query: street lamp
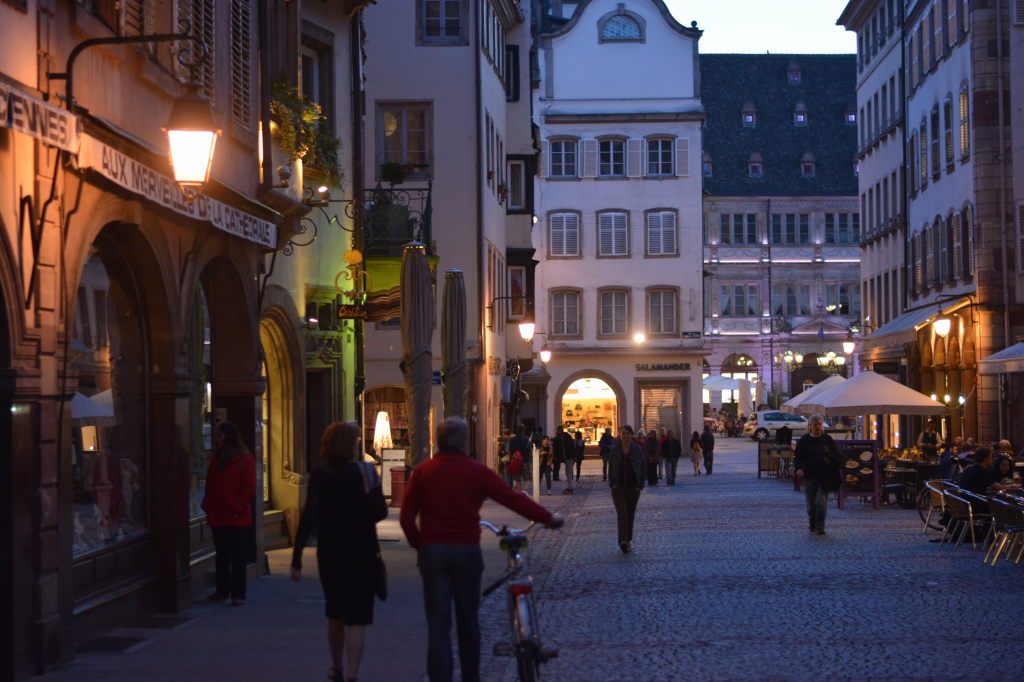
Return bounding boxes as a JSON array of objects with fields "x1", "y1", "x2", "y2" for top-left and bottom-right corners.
[
  {"x1": 633, "y1": 331, "x2": 646, "y2": 344},
  {"x1": 539, "y1": 345, "x2": 552, "y2": 364},
  {"x1": 932, "y1": 315, "x2": 952, "y2": 338},
  {"x1": 842, "y1": 334, "x2": 856, "y2": 355},
  {"x1": 163, "y1": 85, "x2": 221, "y2": 191},
  {"x1": 777, "y1": 349, "x2": 803, "y2": 373},
  {"x1": 817, "y1": 350, "x2": 845, "y2": 375},
  {"x1": 517, "y1": 318, "x2": 536, "y2": 342}
]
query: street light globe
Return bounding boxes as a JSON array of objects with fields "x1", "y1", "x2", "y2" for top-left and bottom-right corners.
[
  {"x1": 517, "y1": 321, "x2": 536, "y2": 342},
  {"x1": 539, "y1": 346, "x2": 552, "y2": 364},
  {"x1": 795, "y1": 354, "x2": 803, "y2": 363},
  {"x1": 633, "y1": 332, "x2": 646, "y2": 344},
  {"x1": 958, "y1": 394, "x2": 966, "y2": 405},
  {"x1": 835, "y1": 356, "x2": 846, "y2": 367},
  {"x1": 842, "y1": 339, "x2": 856, "y2": 354},
  {"x1": 930, "y1": 393, "x2": 938, "y2": 402},
  {"x1": 944, "y1": 393, "x2": 951, "y2": 404},
  {"x1": 163, "y1": 85, "x2": 221, "y2": 189},
  {"x1": 932, "y1": 316, "x2": 952, "y2": 337}
]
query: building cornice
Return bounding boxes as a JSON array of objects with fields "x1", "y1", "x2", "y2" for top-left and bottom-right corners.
[
  {"x1": 543, "y1": 0, "x2": 702, "y2": 40},
  {"x1": 544, "y1": 112, "x2": 705, "y2": 125}
]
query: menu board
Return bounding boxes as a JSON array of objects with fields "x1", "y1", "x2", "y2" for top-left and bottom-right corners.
[{"x1": 836, "y1": 440, "x2": 880, "y2": 509}]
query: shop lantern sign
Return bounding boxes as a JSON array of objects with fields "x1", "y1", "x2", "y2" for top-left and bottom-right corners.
[{"x1": 0, "y1": 81, "x2": 80, "y2": 153}]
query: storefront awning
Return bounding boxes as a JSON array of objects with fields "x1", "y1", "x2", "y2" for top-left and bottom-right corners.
[
  {"x1": 864, "y1": 297, "x2": 969, "y2": 346},
  {"x1": 979, "y1": 342, "x2": 1024, "y2": 375}
]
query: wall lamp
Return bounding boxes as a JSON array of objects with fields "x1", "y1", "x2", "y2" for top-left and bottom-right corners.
[
  {"x1": 487, "y1": 295, "x2": 534, "y2": 342},
  {"x1": 49, "y1": 29, "x2": 219, "y2": 198}
]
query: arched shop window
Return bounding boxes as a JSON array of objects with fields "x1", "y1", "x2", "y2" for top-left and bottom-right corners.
[
  {"x1": 188, "y1": 286, "x2": 213, "y2": 519},
  {"x1": 70, "y1": 248, "x2": 148, "y2": 556}
]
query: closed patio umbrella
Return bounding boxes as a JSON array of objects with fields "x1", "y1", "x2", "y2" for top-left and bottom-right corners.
[
  {"x1": 441, "y1": 269, "x2": 467, "y2": 420},
  {"x1": 737, "y1": 379, "x2": 753, "y2": 417},
  {"x1": 401, "y1": 243, "x2": 435, "y2": 468}
]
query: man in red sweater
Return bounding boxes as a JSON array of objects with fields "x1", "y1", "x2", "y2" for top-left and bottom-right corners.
[{"x1": 401, "y1": 416, "x2": 562, "y2": 682}]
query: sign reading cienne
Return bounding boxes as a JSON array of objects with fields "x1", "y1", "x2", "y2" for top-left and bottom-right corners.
[
  {"x1": 80, "y1": 136, "x2": 277, "y2": 248},
  {"x1": 0, "y1": 82, "x2": 79, "y2": 152},
  {"x1": 636, "y1": 363, "x2": 691, "y2": 371}
]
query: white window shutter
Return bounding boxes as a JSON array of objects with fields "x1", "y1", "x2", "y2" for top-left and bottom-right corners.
[
  {"x1": 626, "y1": 139, "x2": 643, "y2": 178},
  {"x1": 662, "y1": 212, "x2": 677, "y2": 254},
  {"x1": 614, "y1": 213, "x2": 628, "y2": 255},
  {"x1": 675, "y1": 137, "x2": 690, "y2": 177},
  {"x1": 647, "y1": 213, "x2": 661, "y2": 254},
  {"x1": 564, "y1": 214, "x2": 580, "y2": 256},
  {"x1": 1013, "y1": 0, "x2": 1024, "y2": 25},
  {"x1": 550, "y1": 215, "x2": 565, "y2": 255},
  {"x1": 599, "y1": 214, "x2": 613, "y2": 255},
  {"x1": 582, "y1": 139, "x2": 599, "y2": 178},
  {"x1": 538, "y1": 140, "x2": 550, "y2": 178}
]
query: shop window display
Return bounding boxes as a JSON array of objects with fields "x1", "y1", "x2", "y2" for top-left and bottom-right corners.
[
  {"x1": 70, "y1": 251, "x2": 147, "y2": 556},
  {"x1": 560, "y1": 377, "x2": 617, "y2": 443},
  {"x1": 188, "y1": 288, "x2": 215, "y2": 519}
]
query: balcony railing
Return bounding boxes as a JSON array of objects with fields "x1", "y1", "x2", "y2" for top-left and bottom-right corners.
[{"x1": 360, "y1": 183, "x2": 433, "y2": 255}]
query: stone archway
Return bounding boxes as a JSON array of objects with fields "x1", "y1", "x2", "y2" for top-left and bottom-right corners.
[{"x1": 552, "y1": 370, "x2": 627, "y2": 442}]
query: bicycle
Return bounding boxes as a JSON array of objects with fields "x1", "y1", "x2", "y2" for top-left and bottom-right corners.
[{"x1": 480, "y1": 519, "x2": 558, "y2": 682}]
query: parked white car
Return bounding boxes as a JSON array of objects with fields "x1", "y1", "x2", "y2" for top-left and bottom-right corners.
[{"x1": 743, "y1": 411, "x2": 809, "y2": 442}]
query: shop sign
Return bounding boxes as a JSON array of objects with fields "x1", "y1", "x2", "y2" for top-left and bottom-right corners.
[
  {"x1": 0, "y1": 81, "x2": 80, "y2": 153},
  {"x1": 79, "y1": 135, "x2": 277, "y2": 248},
  {"x1": 635, "y1": 363, "x2": 690, "y2": 371},
  {"x1": 337, "y1": 304, "x2": 367, "y2": 319}
]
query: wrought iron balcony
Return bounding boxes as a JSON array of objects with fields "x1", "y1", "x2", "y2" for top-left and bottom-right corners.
[{"x1": 360, "y1": 182, "x2": 433, "y2": 255}]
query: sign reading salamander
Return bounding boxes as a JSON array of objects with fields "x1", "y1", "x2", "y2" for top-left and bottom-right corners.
[{"x1": 635, "y1": 363, "x2": 690, "y2": 371}]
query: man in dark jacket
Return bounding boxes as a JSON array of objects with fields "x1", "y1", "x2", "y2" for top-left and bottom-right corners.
[
  {"x1": 793, "y1": 414, "x2": 840, "y2": 535},
  {"x1": 552, "y1": 425, "x2": 567, "y2": 482},
  {"x1": 608, "y1": 425, "x2": 646, "y2": 554},
  {"x1": 661, "y1": 430, "x2": 683, "y2": 485},
  {"x1": 599, "y1": 428, "x2": 615, "y2": 481},
  {"x1": 700, "y1": 425, "x2": 716, "y2": 474}
]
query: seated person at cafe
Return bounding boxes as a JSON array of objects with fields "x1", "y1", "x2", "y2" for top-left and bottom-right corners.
[
  {"x1": 992, "y1": 455, "x2": 1015, "y2": 487},
  {"x1": 939, "y1": 439, "x2": 960, "y2": 481},
  {"x1": 958, "y1": 447, "x2": 1003, "y2": 496}
]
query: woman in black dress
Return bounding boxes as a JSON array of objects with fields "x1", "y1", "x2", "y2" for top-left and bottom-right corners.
[{"x1": 291, "y1": 422, "x2": 388, "y2": 682}]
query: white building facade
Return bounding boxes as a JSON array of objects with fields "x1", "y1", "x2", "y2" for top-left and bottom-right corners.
[{"x1": 531, "y1": 0, "x2": 706, "y2": 441}]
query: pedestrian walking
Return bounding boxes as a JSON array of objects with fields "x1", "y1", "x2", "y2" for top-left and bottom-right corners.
[
  {"x1": 507, "y1": 425, "x2": 533, "y2": 494},
  {"x1": 552, "y1": 425, "x2": 567, "y2": 482},
  {"x1": 399, "y1": 417, "x2": 563, "y2": 682},
  {"x1": 291, "y1": 422, "x2": 389, "y2": 682},
  {"x1": 701, "y1": 425, "x2": 716, "y2": 475},
  {"x1": 201, "y1": 422, "x2": 257, "y2": 606},
  {"x1": 689, "y1": 430, "x2": 702, "y2": 475},
  {"x1": 656, "y1": 428, "x2": 667, "y2": 480},
  {"x1": 608, "y1": 425, "x2": 646, "y2": 554},
  {"x1": 573, "y1": 430, "x2": 585, "y2": 481},
  {"x1": 644, "y1": 429, "x2": 660, "y2": 485},
  {"x1": 538, "y1": 436, "x2": 553, "y2": 494},
  {"x1": 662, "y1": 430, "x2": 682, "y2": 485},
  {"x1": 599, "y1": 428, "x2": 614, "y2": 481},
  {"x1": 555, "y1": 426, "x2": 576, "y2": 494},
  {"x1": 793, "y1": 414, "x2": 841, "y2": 535}
]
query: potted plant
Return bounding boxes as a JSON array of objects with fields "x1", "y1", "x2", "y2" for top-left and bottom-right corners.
[{"x1": 269, "y1": 81, "x2": 343, "y2": 188}]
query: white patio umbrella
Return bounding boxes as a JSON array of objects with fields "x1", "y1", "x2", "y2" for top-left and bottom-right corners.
[
  {"x1": 71, "y1": 392, "x2": 114, "y2": 419},
  {"x1": 737, "y1": 379, "x2": 753, "y2": 417},
  {"x1": 780, "y1": 374, "x2": 847, "y2": 415},
  {"x1": 802, "y1": 370, "x2": 946, "y2": 416},
  {"x1": 754, "y1": 380, "x2": 767, "y2": 408},
  {"x1": 702, "y1": 375, "x2": 741, "y2": 391}
]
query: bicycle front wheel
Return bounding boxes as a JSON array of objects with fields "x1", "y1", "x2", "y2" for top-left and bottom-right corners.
[
  {"x1": 515, "y1": 642, "x2": 538, "y2": 682},
  {"x1": 917, "y1": 487, "x2": 943, "y2": 531}
]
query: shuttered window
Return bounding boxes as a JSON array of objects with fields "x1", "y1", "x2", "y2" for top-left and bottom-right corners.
[
  {"x1": 598, "y1": 212, "x2": 628, "y2": 257},
  {"x1": 648, "y1": 290, "x2": 677, "y2": 335},
  {"x1": 549, "y1": 213, "x2": 580, "y2": 257},
  {"x1": 230, "y1": 0, "x2": 255, "y2": 130},
  {"x1": 958, "y1": 89, "x2": 970, "y2": 158},
  {"x1": 600, "y1": 291, "x2": 628, "y2": 336},
  {"x1": 647, "y1": 138, "x2": 673, "y2": 176},
  {"x1": 919, "y1": 120, "x2": 929, "y2": 187},
  {"x1": 640, "y1": 387, "x2": 681, "y2": 436},
  {"x1": 930, "y1": 106, "x2": 940, "y2": 177},
  {"x1": 943, "y1": 98, "x2": 954, "y2": 169},
  {"x1": 646, "y1": 211, "x2": 677, "y2": 255},
  {"x1": 950, "y1": 213, "x2": 963, "y2": 280},
  {"x1": 178, "y1": 0, "x2": 217, "y2": 103},
  {"x1": 551, "y1": 292, "x2": 579, "y2": 337},
  {"x1": 675, "y1": 137, "x2": 690, "y2": 177},
  {"x1": 963, "y1": 206, "x2": 974, "y2": 277}
]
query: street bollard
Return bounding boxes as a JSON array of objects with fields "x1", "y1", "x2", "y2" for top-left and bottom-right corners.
[{"x1": 532, "y1": 444, "x2": 540, "y2": 503}]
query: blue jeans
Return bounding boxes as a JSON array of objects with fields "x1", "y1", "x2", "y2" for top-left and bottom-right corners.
[
  {"x1": 804, "y1": 477, "x2": 828, "y2": 530},
  {"x1": 418, "y1": 544, "x2": 484, "y2": 682},
  {"x1": 664, "y1": 457, "x2": 679, "y2": 484}
]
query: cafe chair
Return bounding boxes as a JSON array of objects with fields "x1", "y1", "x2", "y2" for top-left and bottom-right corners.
[
  {"x1": 921, "y1": 480, "x2": 954, "y2": 532},
  {"x1": 953, "y1": 490, "x2": 994, "y2": 549},
  {"x1": 941, "y1": 491, "x2": 981, "y2": 548},
  {"x1": 984, "y1": 496, "x2": 1024, "y2": 566}
]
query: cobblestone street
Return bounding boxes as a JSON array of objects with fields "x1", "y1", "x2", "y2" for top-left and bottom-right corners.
[
  {"x1": 481, "y1": 438, "x2": 1024, "y2": 682},
  {"x1": 41, "y1": 437, "x2": 1024, "y2": 681}
]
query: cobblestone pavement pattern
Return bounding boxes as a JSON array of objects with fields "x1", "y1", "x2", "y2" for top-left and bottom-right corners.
[
  {"x1": 480, "y1": 438, "x2": 1024, "y2": 682},
  {"x1": 40, "y1": 438, "x2": 1024, "y2": 681}
]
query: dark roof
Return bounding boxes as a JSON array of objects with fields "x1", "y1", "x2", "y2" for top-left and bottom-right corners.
[{"x1": 700, "y1": 54, "x2": 858, "y2": 197}]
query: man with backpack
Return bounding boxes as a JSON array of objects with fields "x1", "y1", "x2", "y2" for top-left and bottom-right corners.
[{"x1": 507, "y1": 425, "x2": 533, "y2": 494}]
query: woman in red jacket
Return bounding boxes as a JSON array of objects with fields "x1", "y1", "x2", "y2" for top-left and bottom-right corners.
[{"x1": 201, "y1": 422, "x2": 256, "y2": 605}]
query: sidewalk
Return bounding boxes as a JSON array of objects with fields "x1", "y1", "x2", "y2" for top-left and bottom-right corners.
[{"x1": 40, "y1": 481, "x2": 577, "y2": 682}]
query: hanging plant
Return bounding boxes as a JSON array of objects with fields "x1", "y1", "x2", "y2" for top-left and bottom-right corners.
[{"x1": 269, "y1": 80, "x2": 343, "y2": 189}]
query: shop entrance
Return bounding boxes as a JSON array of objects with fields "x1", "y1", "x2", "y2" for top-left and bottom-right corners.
[
  {"x1": 639, "y1": 382, "x2": 689, "y2": 439},
  {"x1": 560, "y1": 377, "x2": 617, "y2": 445}
]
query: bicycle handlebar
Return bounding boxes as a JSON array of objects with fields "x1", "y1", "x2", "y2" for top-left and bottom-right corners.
[{"x1": 480, "y1": 520, "x2": 537, "y2": 536}]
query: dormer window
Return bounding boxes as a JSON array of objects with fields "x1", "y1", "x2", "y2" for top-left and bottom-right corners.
[
  {"x1": 800, "y1": 153, "x2": 816, "y2": 177},
  {"x1": 846, "y1": 112, "x2": 857, "y2": 125},
  {"x1": 598, "y1": 7, "x2": 645, "y2": 43},
  {"x1": 793, "y1": 102, "x2": 808, "y2": 126},
  {"x1": 741, "y1": 102, "x2": 757, "y2": 128},
  {"x1": 748, "y1": 152, "x2": 764, "y2": 178},
  {"x1": 702, "y1": 152, "x2": 713, "y2": 177},
  {"x1": 787, "y1": 60, "x2": 801, "y2": 84}
]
